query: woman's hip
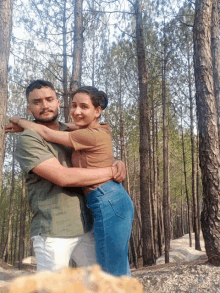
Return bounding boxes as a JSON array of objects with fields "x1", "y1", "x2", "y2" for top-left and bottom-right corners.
[{"x1": 86, "y1": 181, "x2": 134, "y2": 222}]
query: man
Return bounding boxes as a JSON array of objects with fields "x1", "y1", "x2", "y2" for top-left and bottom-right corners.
[{"x1": 5, "y1": 80, "x2": 126, "y2": 272}]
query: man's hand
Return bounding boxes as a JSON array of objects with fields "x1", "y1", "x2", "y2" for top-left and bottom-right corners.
[
  {"x1": 5, "y1": 120, "x2": 24, "y2": 133},
  {"x1": 112, "y1": 160, "x2": 126, "y2": 183}
]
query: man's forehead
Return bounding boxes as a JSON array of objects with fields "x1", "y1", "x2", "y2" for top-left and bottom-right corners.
[{"x1": 29, "y1": 87, "x2": 56, "y2": 99}]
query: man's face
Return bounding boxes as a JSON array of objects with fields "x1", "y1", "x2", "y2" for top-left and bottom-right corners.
[{"x1": 27, "y1": 87, "x2": 60, "y2": 123}]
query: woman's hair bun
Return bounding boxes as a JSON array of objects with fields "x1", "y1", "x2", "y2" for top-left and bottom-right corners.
[
  {"x1": 72, "y1": 86, "x2": 108, "y2": 110},
  {"x1": 98, "y1": 91, "x2": 108, "y2": 110}
]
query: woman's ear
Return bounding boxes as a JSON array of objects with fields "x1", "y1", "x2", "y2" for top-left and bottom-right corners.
[{"x1": 95, "y1": 106, "x2": 102, "y2": 118}]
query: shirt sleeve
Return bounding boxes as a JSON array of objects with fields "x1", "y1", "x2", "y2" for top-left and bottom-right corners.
[
  {"x1": 15, "y1": 130, "x2": 55, "y2": 175},
  {"x1": 68, "y1": 128, "x2": 97, "y2": 151}
]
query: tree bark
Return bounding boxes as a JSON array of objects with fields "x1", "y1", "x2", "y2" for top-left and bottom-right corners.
[
  {"x1": 0, "y1": 0, "x2": 13, "y2": 189},
  {"x1": 187, "y1": 36, "x2": 201, "y2": 250},
  {"x1": 18, "y1": 175, "x2": 26, "y2": 269},
  {"x1": 151, "y1": 93, "x2": 159, "y2": 258},
  {"x1": 135, "y1": 0, "x2": 154, "y2": 265},
  {"x1": 193, "y1": 0, "x2": 220, "y2": 265},
  {"x1": 162, "y1": 56, "x2": 170, "y2": 263},
  {"x1": 70, "y1": 0, "x2": 83, "y2": 97},
  {"x1": 5, "y1": 137, "x2": 15, "y2": 263},
  {"x1": 181, "y1": 110, "x2": 192, "y2": 247},
  {"x1": 211, "y1": 0, "x2": 220, "y2": 133},
  {"x1": 62, "y1": 0, "x2": 69, "y2": 123}
]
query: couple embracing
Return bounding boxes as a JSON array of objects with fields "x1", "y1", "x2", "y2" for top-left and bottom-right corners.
[{"x1": 6, "y1": 80, "x2": 134, "y2": 276}]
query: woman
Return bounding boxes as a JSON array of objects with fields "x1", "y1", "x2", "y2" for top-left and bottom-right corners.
[{"x1": 9, "y1": 86, "x2": 134, "y2": 276}]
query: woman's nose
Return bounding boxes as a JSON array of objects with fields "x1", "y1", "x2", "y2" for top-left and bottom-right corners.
[{"x1": 74, "y1": 106, "x2": 81, "y2": 114}]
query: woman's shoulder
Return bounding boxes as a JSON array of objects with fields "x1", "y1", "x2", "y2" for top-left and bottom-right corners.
[{"x1": 93, "y1": 124, "x2": 112, "y2": 137}]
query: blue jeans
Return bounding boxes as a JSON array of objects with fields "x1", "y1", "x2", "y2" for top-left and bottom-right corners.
[{"x1": 86, "y1": 181, "x2": 134, "y2": 276}]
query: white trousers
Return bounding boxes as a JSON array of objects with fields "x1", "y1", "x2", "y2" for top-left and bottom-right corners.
[{"x1": 32, "y1": 229, "x2": 97, "y2": 271}]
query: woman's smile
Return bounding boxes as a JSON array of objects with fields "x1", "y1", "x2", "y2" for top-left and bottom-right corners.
[{"x1": 70, "y1": 93, "x2": 101, "y2": 129}]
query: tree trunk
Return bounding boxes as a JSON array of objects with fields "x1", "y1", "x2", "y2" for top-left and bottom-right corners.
[
  {"x1": 70, "y1": 0, "x2": 83, "y2": 97},
  {"x1": 18, "y1": 175, "x2": 26, "y2": 269},
  {"x1": 181, "y1": 110, "x2": 192, "y2": 247},
  {"x1": 62, "y1": 0, "x2": 69, "y2": 123},
  {"x1": 187, "y1": 38, "x2": 201, "y2": 251},
  {"x1": 162, "y1": 56, "x2": 170, "y2": 263},
  {"x1": 5, "y1": 137, "x2": 15, "y2": 263},
  {"x1": 196, "y1": 133, "x2": 201, "y2": 235},
  {"x1": 152, "y1": 94, "x2": 159, "y2": 258},
  {"x1": 135, "y1": 0, "x2": 154, "y2": 266},
  {"x1": 211, "y1": 0, "x2": 220, "y2": 132},
  {"x1": 0, "y1": 0, "x2": 13, "y2": 189},
  {"x1": 193, "y1": 0, "x2": 220, "y2": 265},
  {"x1": 13, "y1": 211, "x2": 19, "y2": 265},
  {"x1": 119, "y1": 81, "x2": 129, "y2": 191}
]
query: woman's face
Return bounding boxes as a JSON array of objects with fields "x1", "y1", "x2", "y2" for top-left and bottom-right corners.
[{"x1": 70, "y1": 92, "x2": 101, "y2": 128}]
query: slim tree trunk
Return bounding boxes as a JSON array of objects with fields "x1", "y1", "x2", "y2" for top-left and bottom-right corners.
[
  {"x1": 196, "y1": 132, "x2": 201, "y2": 235},
  {"x1": 181, "y1": 111, "x2": 192, "y2": 247},
  {"x1": 62, "y1": 0, "x2": 69, "y2": 123},
  {"x1": 151, "y1": 94, "x2": 159, "y2": 258},
  {"x1": 211, "y1": 0, "x2": 220, "y2": 132},
  {"x1": 5, "y1": 137, "x2": 15, "y2": 263},
  {"x1": 70, "y1": 0, "x2": 83, "y2": 96},
  {"x1": 187, "y1": 38, "x2": 201, "y2": 251},
  {"x1": 194, "y1": 0, "x2": 220, "y2": 265},
  {"x1": 0, "y1": 0, "x2": 13, "y2": 189},
  {"x1": 13, "y1": 211, "x2": 19, "y2": 265},
  {"x1": 162, "y1": 57, "x2": 170, "y2": 263},
  {"x1": 135, "y1": 0, "x2": 154, "y2": 265},
  {"x1": 18, "y1": 175, "x2": 26, "y2": 269}
]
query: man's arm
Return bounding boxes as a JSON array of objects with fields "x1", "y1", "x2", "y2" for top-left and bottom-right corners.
[
  {"x1": 32, "y1": 157, "x2": 117, "y2": 187},
  {"x1": 112, "y1": 160, "x2": 126, "y2": 182}
]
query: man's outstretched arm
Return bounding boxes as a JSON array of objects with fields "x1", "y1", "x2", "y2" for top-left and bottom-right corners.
[{"x1": 32, "y1": 158, "x2": 124, "y2": 187}]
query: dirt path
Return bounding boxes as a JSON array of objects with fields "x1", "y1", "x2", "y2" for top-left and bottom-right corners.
[
  {"x1": 0, "y1": 233, "x2": 207, "y2": 292},
  {"x1": 156, "y1": 233, "x2": 206, "y2": 264},
  {"x1": 0, "y1": 260, "x2": 35, "y2": 288}
]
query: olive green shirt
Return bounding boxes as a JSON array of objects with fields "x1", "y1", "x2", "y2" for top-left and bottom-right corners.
[{"x1": 15, "y1": 122, "x2": 93, "y2": 238}]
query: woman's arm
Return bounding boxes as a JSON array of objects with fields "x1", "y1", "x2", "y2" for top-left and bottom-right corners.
[
  {"x1": 64, "y1": 123, "x2": 79, "y2": 131},
  {"x1": 9, "y1": 117, "x2": 73, "y2": 147}
]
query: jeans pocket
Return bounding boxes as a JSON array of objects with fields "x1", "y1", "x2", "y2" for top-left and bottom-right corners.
[{"x1": 108, "y1": 196, "x2": 127, "y2": 219}]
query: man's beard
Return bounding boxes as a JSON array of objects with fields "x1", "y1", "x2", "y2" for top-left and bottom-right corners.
[{"x1": 34, "y1": 111, "x2": 59, "y2": 124}]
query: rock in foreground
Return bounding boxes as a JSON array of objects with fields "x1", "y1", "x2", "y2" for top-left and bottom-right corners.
[{"x1": 2, "y1": 265, "x2": 143, "y2": 293}]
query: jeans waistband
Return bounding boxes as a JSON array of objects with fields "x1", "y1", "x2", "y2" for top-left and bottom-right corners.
[{"x1": 86, "y1": 181, "x2": 121, "y2": 198}]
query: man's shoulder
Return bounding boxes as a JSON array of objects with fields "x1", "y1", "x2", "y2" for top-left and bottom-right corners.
[
  {"x1": 16, "y1": 129, "x2": 45, "y2": 149},
  {"x1": 17, "y1": 121, "x2": 68, "y2": 145}
]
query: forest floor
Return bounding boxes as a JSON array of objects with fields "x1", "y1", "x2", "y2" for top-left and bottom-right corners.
[{"x1": 1, "y1": 233, "x2": 220, "y2": 292}]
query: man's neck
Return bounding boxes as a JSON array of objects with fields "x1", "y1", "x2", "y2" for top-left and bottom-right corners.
[{"x1": 36, "y1": 120, "x2": 60, "y2": 131}]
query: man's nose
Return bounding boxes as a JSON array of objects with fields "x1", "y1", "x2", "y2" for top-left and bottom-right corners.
[{"x1": 41, "y1": 100, "x2": 49, "y2": 108}]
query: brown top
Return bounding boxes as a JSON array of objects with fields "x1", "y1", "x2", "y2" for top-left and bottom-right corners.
[{"x1": 69, "y1": 124, "x2": 113, "y2": 194}]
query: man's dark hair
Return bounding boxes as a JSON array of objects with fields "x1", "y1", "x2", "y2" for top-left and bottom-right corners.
[{"x1": 26, "y1": 80, "x2": 55, "y2": 101}]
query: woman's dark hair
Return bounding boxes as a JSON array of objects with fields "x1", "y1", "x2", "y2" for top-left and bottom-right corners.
[{"x1": 72, "y1": 86, "x2": 108, "y2": 110}]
